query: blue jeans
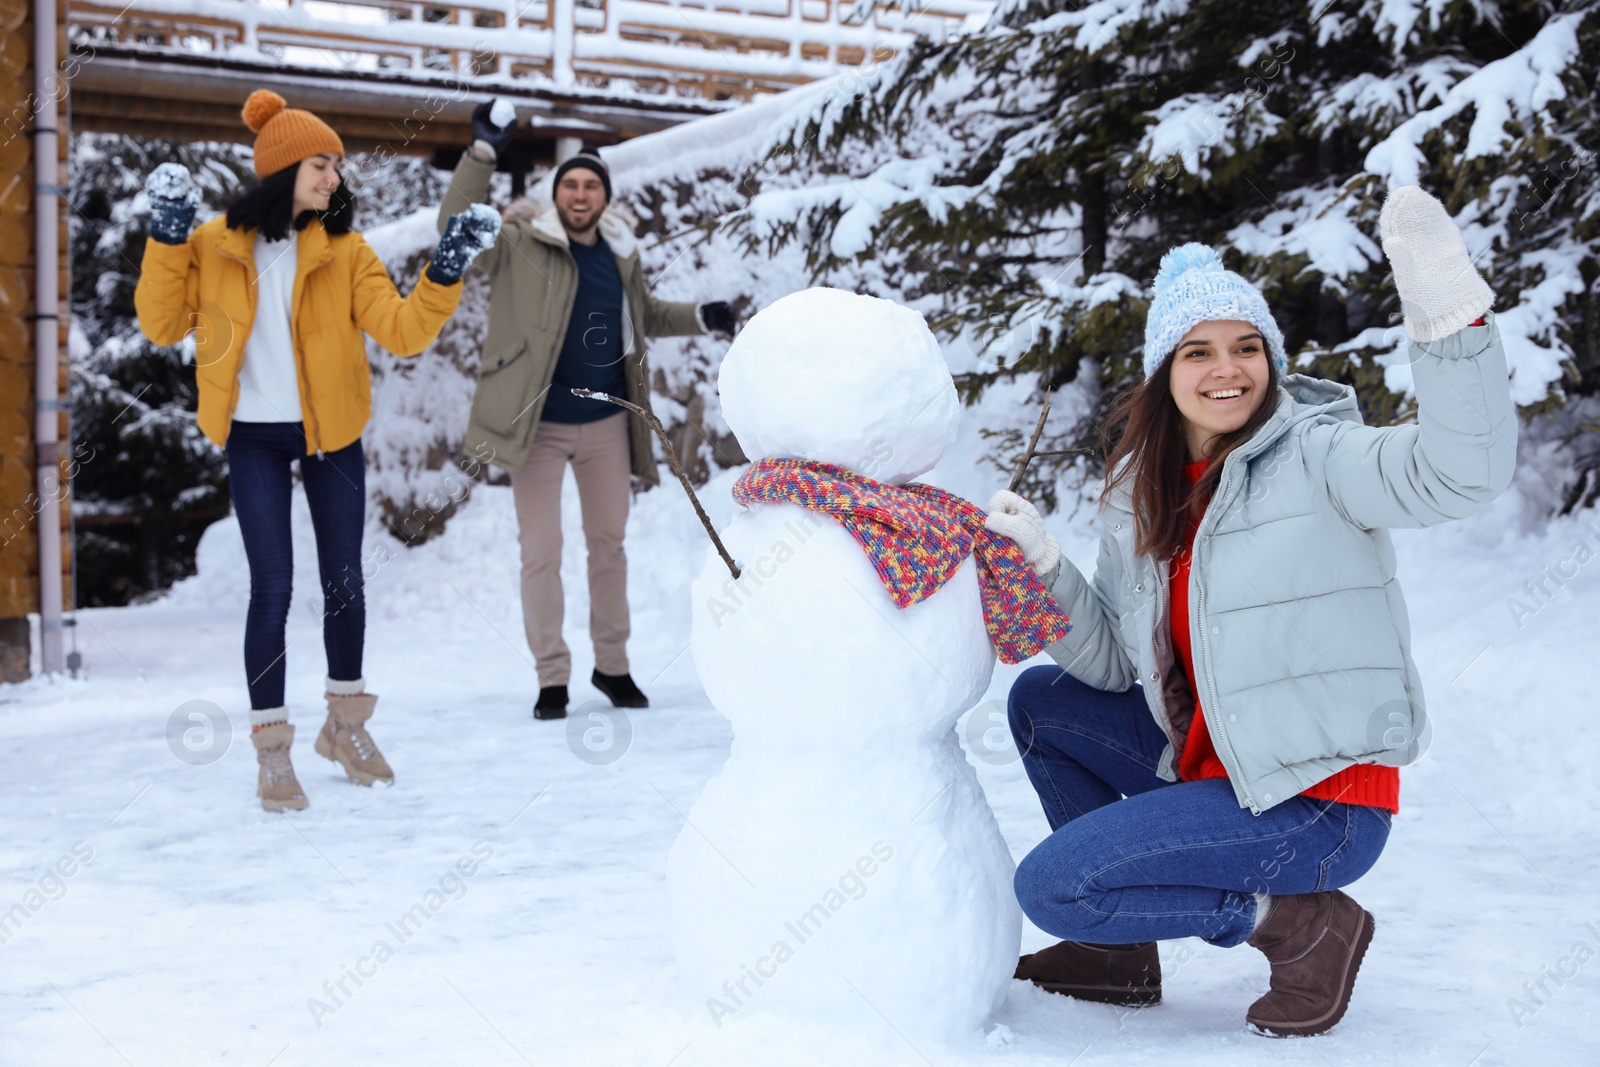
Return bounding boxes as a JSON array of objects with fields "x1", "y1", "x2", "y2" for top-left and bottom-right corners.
[
  {"x1": 225, "y1": 422, "x2": 366, "y2": 710},
  {"x1": 1007, "y1": 665, "x2": 1391, "y2": 948}
]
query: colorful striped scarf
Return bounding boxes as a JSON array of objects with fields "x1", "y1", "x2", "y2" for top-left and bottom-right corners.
[{"x1": 731, "y1": 458, "x2": 1071, "y2": 664}]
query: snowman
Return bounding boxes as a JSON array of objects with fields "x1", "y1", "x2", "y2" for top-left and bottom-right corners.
[{"x1": 668, "y1": 288, "x2": 1067, "y2": 1042}]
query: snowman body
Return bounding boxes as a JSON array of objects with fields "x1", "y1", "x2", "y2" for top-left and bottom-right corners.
[{"x1": 668, "y1": 288, "x2": 1021, "y2": 1041}]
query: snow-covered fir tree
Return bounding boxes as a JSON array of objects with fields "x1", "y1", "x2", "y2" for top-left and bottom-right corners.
[
  {"x1": 67, "y1": 134, "x2": 470, "y2": 604},
  {"x1": 707, "y1": 0, "x2": 1599, "y2": 509},
  {"x1": 68, "y1": 135, "x2": 249, "y2": 604},
  {"x1": 67, "y1": 2, "x2": 1600, "y2": 601}
]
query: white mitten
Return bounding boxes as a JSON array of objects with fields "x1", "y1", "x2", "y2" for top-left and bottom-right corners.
[
  {"x1": 984, "y1": 489, "x2": 1060, "y2": 578},
  {"x1": 1379, "y1": 185, "x2": 1493, "y2": 342}
]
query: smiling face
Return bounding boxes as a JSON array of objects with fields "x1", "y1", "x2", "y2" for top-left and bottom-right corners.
[
  {"x1": 1167, "y1": 318, "x2": 1273, "y2": 461},
  {"x1": 293, "y1": 153, "x2": 342, "y2": 216},
  {"x1": 554, "y1": 169, "x2": 606, "y2": 240}
]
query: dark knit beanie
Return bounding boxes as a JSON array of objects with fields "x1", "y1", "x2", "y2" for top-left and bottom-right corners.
[{"x1": 553, "y1": 148, "x2": 611, "y2": 202}]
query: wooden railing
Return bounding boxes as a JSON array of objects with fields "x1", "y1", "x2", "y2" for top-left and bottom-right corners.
[{"x1": 69, "y1": 0, "x2": 991, "y2": 101}]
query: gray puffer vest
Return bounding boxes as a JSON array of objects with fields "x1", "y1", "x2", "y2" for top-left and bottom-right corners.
[{"x1": 1044, "y1": 316, "x2": 1516, "y2": 813}]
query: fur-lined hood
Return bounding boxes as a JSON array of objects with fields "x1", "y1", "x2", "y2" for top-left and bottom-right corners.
[{"x1": 501, "y1": 191, "x2": 640, "y2": 259}]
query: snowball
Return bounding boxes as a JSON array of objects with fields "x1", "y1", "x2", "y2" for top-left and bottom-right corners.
[
  {"x1": 489, "y1": 98, "x2": 516, "y2": 129},
  {"x1": 462, "y1": 202, "x2": 502, "y2": 250},
  {"x1": 145, "y1": 162, "x2": 193, "y2": 203}
]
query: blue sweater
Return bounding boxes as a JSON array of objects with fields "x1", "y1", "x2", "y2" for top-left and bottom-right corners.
[{"x1": 541, "y1": 235, "x2": 627, "y2": 424}]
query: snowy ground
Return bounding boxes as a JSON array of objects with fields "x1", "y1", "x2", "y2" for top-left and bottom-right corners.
[{"x1": 3, "y1": 438, "x2": 1598, "y2": 1065}]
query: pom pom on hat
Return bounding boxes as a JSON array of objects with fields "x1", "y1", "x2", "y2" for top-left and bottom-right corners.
[
  {"x1": 241, "y1": 88, "x2": 345, "y2": 179},
  {"x1": 1141, "y1": 242, "x2": 1288, "y2": 377},
  {"x1": 1153, "y1": 243, "x2": 1225, "y2": 289},
  {"x1": 242, "y1": 89, "x2": 287, "y2": 133}
]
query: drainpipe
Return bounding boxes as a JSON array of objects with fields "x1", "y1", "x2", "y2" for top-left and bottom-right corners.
[{"x1": 34, "y1": 0, "x2": 63, "y2": 674}]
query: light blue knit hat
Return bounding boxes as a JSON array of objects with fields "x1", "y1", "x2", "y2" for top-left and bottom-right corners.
[{"x1": 1142, "y1": 244, "x2": 1288, "y2": 377}]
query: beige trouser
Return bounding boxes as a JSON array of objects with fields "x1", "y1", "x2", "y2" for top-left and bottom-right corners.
[{"x1": 511, "y1": 411, "x2": 631, "y2": 687}]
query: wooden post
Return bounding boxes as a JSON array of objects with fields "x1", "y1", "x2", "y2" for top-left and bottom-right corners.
[{"x1": 0, "y1": 0, "x2": 68, "y2": 680}]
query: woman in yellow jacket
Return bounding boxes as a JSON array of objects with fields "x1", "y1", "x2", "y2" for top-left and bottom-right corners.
[{"x1": 135, "y1": 90, "x2": 500, "y2": 812}]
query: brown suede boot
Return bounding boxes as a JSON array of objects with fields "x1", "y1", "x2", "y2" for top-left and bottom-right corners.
[
  {"x1": 252, "y1": 723, "x2": 308, "y2": 812},
  {"x1": 1015, "y1": 940, "x2": 1162, "y2": 1006},
  {"x1": 1245, "y1": 891, "x2": 1374, "y2": 1037},
  {"x1": 315, "y1": 693, "x2": 395, "y2": 787}
]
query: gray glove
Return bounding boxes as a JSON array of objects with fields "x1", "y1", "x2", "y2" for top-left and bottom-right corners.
[{"x1": 145, "y1": 162, "x2": 199, "y2": 246}]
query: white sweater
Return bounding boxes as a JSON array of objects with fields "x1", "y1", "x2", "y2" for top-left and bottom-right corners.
[{"x1": 232, "y1": 231, "x2": 302, "y2": 423}]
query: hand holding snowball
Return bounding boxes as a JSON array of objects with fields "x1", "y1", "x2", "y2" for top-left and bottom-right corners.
[
  {"x1": 427, "y1": 204, "x2": 503, "y2": 285},
  {"x1": 470, "y1": 98, "x2": 518, "y2": 161},
  {"x1": 145, "y1": 162, "x2": 200, "y2": 246},
  {"x1": 984, "y1": 489, "x2": 1060, "y2": 578}
]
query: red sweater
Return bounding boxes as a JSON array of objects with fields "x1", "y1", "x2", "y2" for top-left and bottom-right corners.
[{"x1": 1169, "y1": 459, "x2": 1400, "y2": 813}]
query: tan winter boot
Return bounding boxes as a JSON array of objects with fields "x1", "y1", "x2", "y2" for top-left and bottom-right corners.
[
  {"x1": 315, "y1": 691, "x2": 394, "y2": 787},
  {"x1": 252, "y1": 723, "x2": 309, "y2": 812}
]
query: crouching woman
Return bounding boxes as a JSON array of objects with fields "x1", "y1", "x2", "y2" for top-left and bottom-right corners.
[{"x1": 985, "y1": 187, "x2": 1515, "y2": 1036}]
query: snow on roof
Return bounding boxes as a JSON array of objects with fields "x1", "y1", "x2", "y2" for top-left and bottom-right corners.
[
  {"x1": 77, "y1": 0, "x2": 994, "y2": 101},
  {"x1": 601, "y1": 74, "x2": 846, "y2": 188}
]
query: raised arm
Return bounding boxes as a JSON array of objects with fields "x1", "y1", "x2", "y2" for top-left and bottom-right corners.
[
  {"x1": 1309, "y1": 320, "x2": 1515, "y2": 528},
  {"x1": 349, "y1": 234, "x2": 465, "y2": 358},
  {"x1": 1306, "y1": 186, "x2": 1515, "y2": 529},
  {"x1": 435, "y1": 100, "x2": 515, "y2": 276},
  {"x1": 134, "y1": 163, "x2": 203, "y2": 347}
]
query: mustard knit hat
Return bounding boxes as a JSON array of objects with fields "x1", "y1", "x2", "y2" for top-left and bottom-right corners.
[{"x1": 242, "y1": 90, "x2": 345, "y2": 179}]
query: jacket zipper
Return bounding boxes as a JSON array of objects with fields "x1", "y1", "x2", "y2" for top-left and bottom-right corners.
[
  {"x1": 528, "y1": 254, "x2": 573, "y2": 425},
  {"x1": 1193, "y1": 462, "x2": 1261, "y2": 814},
  {"x1": 296, "y1": 247, "x2": 336, "y2": 457},
  {"x1": 1148, "y1": 556, "x2": 1183, "y2": 777},
  {"x1": 539, "y1": 234, "x2": 573, "y2": 333},
  {"x1": 211, "y1": 239, "x2": 258, "y2": 430},
  {"x1": 297, "y1": 332, "x2": 325, "y2": 458}
]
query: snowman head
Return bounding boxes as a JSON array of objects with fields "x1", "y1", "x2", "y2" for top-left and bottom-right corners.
[{"x1": 718, "y1": 288, "x2": 960, "y2": 484}]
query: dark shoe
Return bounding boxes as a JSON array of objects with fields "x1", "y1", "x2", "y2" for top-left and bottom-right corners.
[
  {"x1": 1246, "y1": 891, "x2": 1374, "y2": 1037},
  {"x1": 533, "y1": 685, "x2": 568, "y2": 720},
  {"x1": 1015, "y1": 940, "x2": 1161, "y2": 1006},
  {"x1": 591, "y1": 669, "x2": 648, "y2": 709}
]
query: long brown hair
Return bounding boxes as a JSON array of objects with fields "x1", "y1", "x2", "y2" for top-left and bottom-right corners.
[{"x1": 1099, "y1": 352, "x2": 1280, "y2": 560}]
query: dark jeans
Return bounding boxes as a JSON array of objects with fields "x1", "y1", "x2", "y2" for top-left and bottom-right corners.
[
  {"x1": 225, "y1": 421, "x2": 366, "y2": 710},
  {"x1": 1007, "y1": 665, "x2": 1391, "y2": 948}
]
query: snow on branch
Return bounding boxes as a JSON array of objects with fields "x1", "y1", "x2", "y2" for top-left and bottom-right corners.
[{"x1": 1364, "y1": 13, "x2": 1583, "y2": 188}]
